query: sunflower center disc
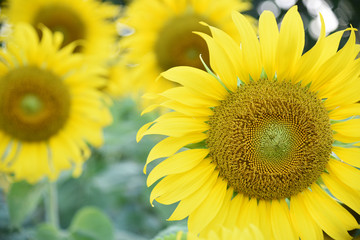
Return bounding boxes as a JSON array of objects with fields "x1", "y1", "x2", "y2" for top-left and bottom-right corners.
[
  {"x1": 33, "y1": 5, "x2": 86, "y2": 49},
  {"x1": 207, "y1": 79, "x2": 333, "y2": 200},
  {"x1": 154, "y1": 13, "x2": 211, "y2": 71},
  {"x1": 0, "y1": 66, "x2": 71, "y2": 142},
  {"x1": 258, "y1": 121, "x2": 293, "y2": 162},
  {"x1": 20, "y1": 94, "x2": 44, "y2": 116}
]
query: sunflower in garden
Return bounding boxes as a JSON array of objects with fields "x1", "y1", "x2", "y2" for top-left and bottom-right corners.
[
  {"x1": 120, "y1": 0, "x2": 254, "y2": 100},
  {"x1": 1, "y1": 0, "x2": 119, "y2": 62},
  {"x1": 138, "y1": 6, "x2": 360, "y2": 240},
  {"x1": 0, "y1": 23, "x2": 112, "y2": 183}
]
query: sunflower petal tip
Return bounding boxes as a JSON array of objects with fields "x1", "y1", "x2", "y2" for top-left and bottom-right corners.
[
  {"x1": 199, "y1": 21, "x2": 209, "y2": 27},
  {"x1": 136, "y1": 122, "x2": 153, "y2": 142},
  {"x1": 143, "y1": 165, "x2": 147, "y2": 174},
  {"x1": 136, "y1": 132, "x2": 143, "y2": 143},
  {"x1": 192, "y1": 30, "x2": 204, "y2": 36},
  {"x1": 146, "y1": 177, "x2": 155, "y2": 188},
  {"x1": 141, "y1": 104, "x2": 157, "y2": 116},
  {"x1": 289, "y1": 5, "x2": 298, "y2": 11}
]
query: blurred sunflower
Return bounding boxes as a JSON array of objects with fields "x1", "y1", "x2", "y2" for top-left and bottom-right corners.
[
  {"x1": 138, "y1": 6, "x2": 360, "y2": 240},
  {"x1": 1, "y1": 0, "x2": 119, "y2": 62},
  {"x1": 178, "y1": 225, "x2": 264, "y2": 240},
  {"x1": 0, "y1": 23, "x2": 112, "y2": 183},
  {"x1": 120, "y1": 0, "x2": 254, "y2": 102},
  {"x1": 106, "y1": 59, "x2": 129, "y2": 98}
]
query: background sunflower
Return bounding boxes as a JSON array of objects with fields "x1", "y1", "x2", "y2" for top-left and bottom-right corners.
[
  {"x1": 1, "y1": 0, "x2": 119, "y2": 63},
  {"x1": 117, "y1": 0, "x2": 254, "y2": 108}
]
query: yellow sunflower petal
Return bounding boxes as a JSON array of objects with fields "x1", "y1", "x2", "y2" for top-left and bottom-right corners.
[
  {"x1": 144, "y1": 133, "x2": 207, "y2": 173},
  {"x1": 329, "y1": 104, "x2": 360, "y2": 120},
  {"x1": 141, "y1": 104, "x2": 161, "y2": 116},
  {"x1": 293, "y1": 14, "x2": 326, "y2": 85},
  {"x1": 333, "y1": 133, "x2": 360, "y2": 143},
  {"x1": 332, "y1": 119, "x2": 360, "y2": 138},
  {"x1": 259, "y1": 10, "x2": 279, "y2": 80},
  {"x1": 195, "y1": 32, "x2": 238, "y2": 92},
  {"x1": 303, "y1": 184, "x2": 357, "y2": 240},
  {"x1": 270, "y1": 199, "x2": 297, "y2": 240},
  {"x1": 48, "y1": 138, "x2": 72, "y2": 173},
  {"x1": 232, "y1": 11, "x2": 261, "y2": 81},
  {"x1": 290, "y1": 193, "x2": 323, "y2": 240},
  {"x1": 142, "y1": 117, "x2": 209, "y2": 139},
  {"x1": 223, "y1": 193, "x2": 245, "y2": 229},
  {"x1": 168, "y1": 171, "x2": 219, "y2": 221},
  {"x1": 147, "y1": 149, "x2": 209, "y2": 186},
  {"x1": 237, "y1": 197, "x2": 260, "y2": 230},
  {"x1": 276, "y1": 5, "x2": 304, "y2": 81},
  {"x1": 136, "y1": 122, "x2": 154, "y2": 142},
  {"x1": 161, "y1": 66, "x2": 228, "y2": 100},
  {"x1": 258, "y1": 200, "x2": 273, "y2": 240},
  {"x1": 206, "y1": 24, "x2": 248, "y2": 84},
  {"x1": 153, "y1": 160, "x2": 216, "y2": 205},
  {"x1": 161, "y1": 100, "x2": 214, "y2": 117},
  {"x1": 322, "y1": 173, "x2": 360, "y2": 215},
  {"x1": 161, "y1": 87, "x2": 219, "y2": 107},
  {"x1": 200, "y1": 187, "x2": 234, "y2": 237},
  {"x1": 327, "y1": 158, "x2": 360, "y2": 191},
  {"x1": 333, "y1": 146, "x2": 360, "y2": 168},
  {"x1": 311, "y1": 29, "x2": 357, "y2": 92},
  {"x1": 188, "y1": 178, "x2": 228, "y2": 234},
  {"x1": 11, "y1": 143, "x2": 50, "y2": 183},
  {"x1": 320, "y1": 30, "x2": 346, "y2": 62},
  {"x1": 321, "y1": 59, "x2": 360, "y2": 108}
]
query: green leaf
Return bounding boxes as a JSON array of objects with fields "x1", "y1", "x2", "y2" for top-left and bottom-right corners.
[
  {"x1": 35, "y1": 223, "x2": 61, "y2": 240},
  {"x1": 7, "y1": 180, "x2": 46, "y2": 228},
  {"x1": 153, "y1": 225, "x2": 187, "y2": 240},
  {"x1": 69, "y1": 206, "x2": 114, "y2": 240}
]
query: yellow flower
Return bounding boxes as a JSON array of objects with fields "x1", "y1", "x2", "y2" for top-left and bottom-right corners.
[
  {"x1": 0, "y1": 23, "x2": 112, "y2": 183},
  {"x1": 138, "y1": 6, "x2": 360, "y2": 240},
  {"x1": 178, "y1": 225, "x2": 264, "y2": 240},
  {"x1": 119, "y1": 0, "x2": 254, "y2": 102},
  {"x1": 1, "y1": 0, "x2": 119, "y2": 62},
  {"x1": 106, "y1": 59, "x2": 130, "y2": 99}
]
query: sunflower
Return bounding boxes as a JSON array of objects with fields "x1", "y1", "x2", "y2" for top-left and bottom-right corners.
[
  {"x1": 178, "y1": 225, "x2": 263, "y2": 240},
  {"x1": 106, "y1": 58, "x2": 131, "y2": 98},
  {"x1": 119, "y1": 0, "x2": 254, "y2": 102},
  {"x1": 0, "y1": 23, "x2": 112, "y2": 183},
  {"x1": 138, "y1": 6, "x2": 360, "y2": 240},
  {"x1": 1, "y1": 0, "x2": 119, "y2": 62}
]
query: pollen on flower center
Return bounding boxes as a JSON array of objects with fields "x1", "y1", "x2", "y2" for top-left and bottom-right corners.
[
  {"x1": 257, "y1": 121, "x2": 293, "y2": 163},
  {"x1": 0, "y1": 66, "x2": 71, "y2": 142},
  {"x1": 20, "y1": 94, "x2": 44, "y2": 116},
  {"x1": 33, "y1": 5, "x2": 86, "y2": 49},
  {"x1": 154, "y1": 13, "x2": 211, "y2": 71},
  {"x1": 207, "y1": 79, "x2": 333, "y2": 200}
]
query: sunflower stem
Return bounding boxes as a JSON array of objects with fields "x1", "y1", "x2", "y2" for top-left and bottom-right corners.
[{"x1": 46, "y1": 180, "x2": 59, "y2": 229}]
